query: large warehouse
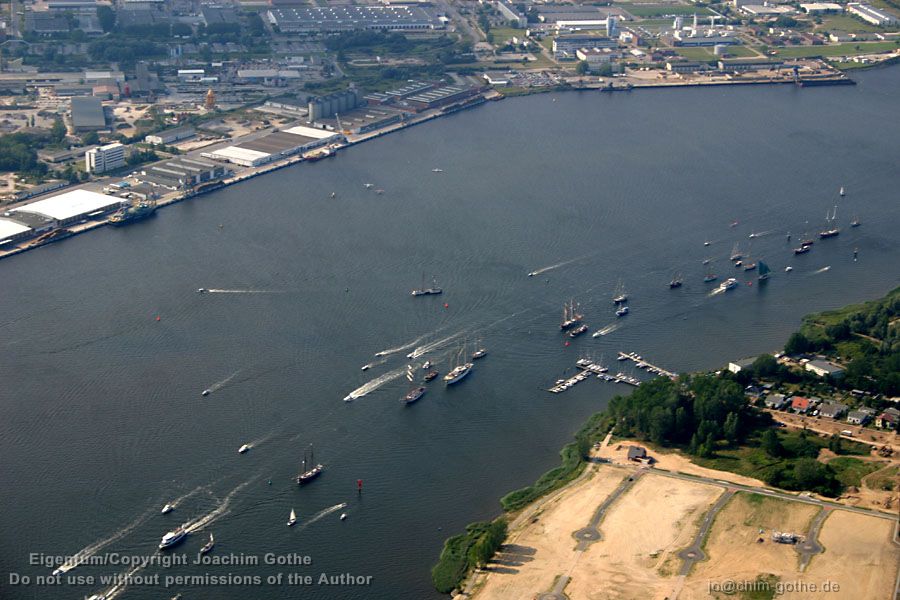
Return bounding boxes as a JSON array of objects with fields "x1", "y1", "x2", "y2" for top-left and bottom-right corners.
[
  {"x1": 12, "y1": 189, "x2": 123, "y2": 226},
  {"x1": 0, "y1": 218, "x2": 34, "y2": 246},
  {"x1": 267, "y1": 6, "x2": 442, "y2": 33},
  {"x1": 202, "y1": 125, "x2": 342, "y2": 167}
]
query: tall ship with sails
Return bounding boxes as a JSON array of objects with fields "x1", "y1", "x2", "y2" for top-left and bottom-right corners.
[
  {"x1": 411, "y1": 274, "x2": 442, "y2": 296},
  {"x1": 443, "y1": 342, "x2": 473, "y2": 385},
  {"x1": 757, "y1": 261, "x2": 771, "y2": 281},
  {"x1": 559, "y1": 299, "x2": 583, "y2": 330},
  {"x1": 819, "y1": 206, "x2": 840, "y2": 239},
  {"x1": 296, "y1": 444, "x2": 324, "y2": 485}
]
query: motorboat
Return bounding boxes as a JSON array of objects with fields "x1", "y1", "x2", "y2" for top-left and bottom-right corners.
[
  {"x1": 199, "y1": 533, "x2": 214, "y2": 555},
  {"x1": 238, "y1": 444, "x2": 250, "y2": 454},
  {"x1": 158, "y1": 527, "x2": 188, "y2": 550},
  {"x1": 201, "y1": 389, "x2": 210, "y2": 397},
  {"x1": 616, "y1": 306, "x2": 629, "y2": 317},
  {"x1": 161, "y1": 504, "x2": 174, "y2": 515}
]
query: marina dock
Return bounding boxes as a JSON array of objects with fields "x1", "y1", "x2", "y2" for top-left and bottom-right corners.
[
  {"x1": 616, "y1": 352, "x2": 678, "y2": 380},
  {"x1": 547, "y1": 358, "x2": 641, "y2": 394}
]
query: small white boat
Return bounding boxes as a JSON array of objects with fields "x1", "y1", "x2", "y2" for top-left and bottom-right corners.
[
  {"x1": 197, "y1": 288, "x2": 207, "y2": 293},
  {"x1": 616, "y1": 306, "x2": 629, "y2": 317},
  {"x1": 364, "y1": 183, "x2": 374, "y2": 189},
  {"x1": 527, "y1": 271, "x2": 536, "y2": 277},
  {"x1": 343, "y1": 395, "x2": 354, "y2": 402},
  {"x1": 839, "y1": 186, "x2": 845, "y2": 197},
  {"x1": 703, "y1": 241, "x2": 711, "y2": 247},
  {"x1": 201, "y1": 389, "x2": 210, "y2": 397},
  {"x1": 361, "y1": 364, "x2": 371, "y2": 371},
  {"x1": 432, "y1": 168, "x2": 443, "y2": 173},
  {"x1": 161, "y1": 504, "x2": 174, "y2": 514},
  {"x1": 472, "y1": 348, "x2": 487, "y2": 359},
  {"x1": 340, "y1": 513, "x2": 347, "y2": 521},
  {"x1": 785, "y1": 266, "x2": 793, "y2": 272},
  {"x1": 238, "y1": 444, "x2": 250, "y2": 454},
  {"x1": 288, "y1": 509, "x2": 297, "y2": 527},
  {"x1": 330, "y1": 192, "x2": 336, "y2": 198},
  {"x1": 199, "y1": 533, "x2": 214, "y2": 555},
  {"x1": 422, "y1": 361, "x2": 432, "y2": 370}
]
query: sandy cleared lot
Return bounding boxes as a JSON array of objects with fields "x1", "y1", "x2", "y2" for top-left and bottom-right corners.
[
  {"x1": 471, "y1": 464, "x2": 626, "y2": 600},
  {"x1": 681, "y1": 493, "x2": 820, "y2": 599},
  {"x1": 797, "y1": 510, "x2": 900, "y2": 600},
  {"x1": 567, "y1": 474, "x2": 722, "y2": 600}
]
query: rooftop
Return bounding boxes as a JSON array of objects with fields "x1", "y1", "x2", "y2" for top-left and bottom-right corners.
[{"x1": 12, "y1": 189, "x2": 121, "y2": 221}]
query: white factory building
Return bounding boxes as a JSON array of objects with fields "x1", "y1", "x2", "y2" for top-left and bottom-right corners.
[
  {"x1": 85, "y1": 142, "x2": 126, "y2": 174},
  {"x1": 11, "y1": 189, "x2": 123, "y2": 227},
  {"x1": 847, "y1": 2, "x2": 898, "y2": 25},
  {"x1": 202, "y1": 125, "x2": 342, "y2": 167},
  {"x1": 0, "y1": 218, "x2": 35, "y2": 246}
]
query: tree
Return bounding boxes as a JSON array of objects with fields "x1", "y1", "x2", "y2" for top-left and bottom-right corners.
[
  {"x1": 723, "y1": 412, "x2": 739, "y2": 444},
  {"x1": 761, "y1": 428, "x2": 783, "y2": 458},
  {"x1": 784, "y1": 331, "x2": 811, "y2": 355},
  {"x1": 97, "y1": 5, "x2": 116, "y2": 32},
  {"x1": 50, "y1": 117, "x2": 67, "y2": 144},
  {"x1": 81, "y1": 131, "x2": 100, "y2": 145},
  {"x1": 575, "y1": 60, "x2": 589, "y2": 75},
  {"x1": 827, "y1": 433, "x2": 843, "y2": 454},
  {"x1": 751, "y1": 354, "x2": 778, "y2": 378}
]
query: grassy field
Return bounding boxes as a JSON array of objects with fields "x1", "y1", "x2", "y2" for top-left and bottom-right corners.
[
  {"x1": 490, "y1": 27, "x2": 525, "y2": 45},
  {"x1": 626, "y1": 5, "x2": 714, "y2": 17},
  {"x1": 816, "y1": 14, "x2": 890, "y2": 34},
  {"x1": 828, "y1": 457, "x2": 882, "y2": 487},
  {"x1": 865, "y1": 465, "x2": 898, "y2": 490},
  {"x1": 772, "y1": 41, "x2": 900, "y2": 58}
]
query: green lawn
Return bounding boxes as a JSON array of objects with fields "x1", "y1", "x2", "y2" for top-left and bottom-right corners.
[
  {"x1": 828, "y1": 457, "x2": 882, "y2": 487},
  {"x1": 866, "y1": 465, "x2": 899, "y2": 491},
  {"x1": 676, "y1": 47, "x2": 715, "y2": 61},
  {"x1": 817, "y1": 14, "x2": 890, "y2": 33},
  {"x1": 626, "y1": 5, "x2": 714, "y2": 17},
  {"x1": 772, "y1": 41, "x2": 900, "y2": 58},
  {"x1": 490, "y1": 27, "x2": 526, "y2": 45}
]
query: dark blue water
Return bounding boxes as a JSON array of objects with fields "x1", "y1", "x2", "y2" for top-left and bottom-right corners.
[{"x1": 1, "y1": 66, "x2": 898, "y2": 600}]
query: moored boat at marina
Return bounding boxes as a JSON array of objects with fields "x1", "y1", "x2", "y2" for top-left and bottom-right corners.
[{"x1": 108, "y1": 200, "x2": 157, "y2": 226}]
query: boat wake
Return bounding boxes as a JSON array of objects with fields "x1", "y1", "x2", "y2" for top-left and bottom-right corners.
[
  {"x1": 406, "y1": 330, "x2": 467, "y2": 360},
  {"x1": 204, "y1": 289, "x2": 280, "y2": 294},
  {"x1": 184, "y1": 479, "x2": 254, "y2": 533},
  {"x1": 343, "y1": 366, "x2": 407, "y2": 401},
  {"x1": 811, "y1": 265, "x2": 832, "y2": 275},
  {"x1": 592, "y1": 322, "x2": 620, "y2": 337},
  {"x1": 297, "y1": 502, "x2": 348, "y2": 531},
  {"x1": 51, "y1": 509, "x2": 156, "y2": 575},
  {"x1": 92, "y1": 564, "x2": 144, "y2": 600},
  {"x1": 204, "y1": 370, "x2": 241, "y2": 395},
  {"x1": 374, "y1": 332, "x2": 432, "y2": 357},
  {"x1": 528, "y1": 255, "x2": 588, "y2": 278}
]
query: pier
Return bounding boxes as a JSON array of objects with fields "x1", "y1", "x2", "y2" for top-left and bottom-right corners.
[
  {"x1": 616, "y1": 352, "x2": 677, "y2": 379},
  {"x1": 547, "y1": 358, "x2": 641, "y2": 394}
]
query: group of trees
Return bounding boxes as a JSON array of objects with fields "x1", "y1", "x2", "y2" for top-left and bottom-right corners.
[
  {"x1": 431, "y1": 519, "x2": 507, "y2": 594},
  {"x1": 0, "y1": 118, "x2": 68, "y2": 179},
  {"x1": 604, "y1": 375, "x2": 756, "y2": 459},
  {"x1": 759, "y1": 429, "x2": 842, "y2": 496},
  {"x1": 786, "y1": 287, "x2": 900, "y2": 395}
]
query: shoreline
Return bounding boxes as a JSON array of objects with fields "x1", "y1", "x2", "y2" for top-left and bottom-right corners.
[{"x1": 0, "y1": 67, "x2": 858, "y2": 263}]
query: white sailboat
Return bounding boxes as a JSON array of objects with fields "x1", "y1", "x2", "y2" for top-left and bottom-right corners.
[
  {"x1": 287, "y1": 509, "x2": 297, "y2": 527},
  {"x1": 199, "y1": 533, "x2": 214, "y2": 555},
  {"x1": 612, "y1": 281, "x2": 627, "y2": 304},
  {"x1": 839, "y1": 186, "x2": 845, "y2": 197}
]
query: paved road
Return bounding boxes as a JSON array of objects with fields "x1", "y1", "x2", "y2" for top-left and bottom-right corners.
[
  {"x1": 572, "y1": 470, "x2": 644, "y2": 550},
  {"x1": 677, "y1": 489, "x2": 735, "y2": 576},
  {"x1": 796, "y1": 507, "x2": 829, "y2": 571}
]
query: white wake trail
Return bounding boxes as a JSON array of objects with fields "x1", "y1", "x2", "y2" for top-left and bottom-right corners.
[
  {"x1": 51, "y1": 509, "x2": 156, "y2": 575},
  {"x1": 184, "y1": 479, "x2": 254, "y2": 533},
  {"x1": 204, "y1": 370, "x2": 241, "y2": 394},
  {"x1": 344, "y1": 366, "x2": 408, "y2": 401},
  {"x1": 205, "y1": 289, "x2": 280, "y2": 294},
  {"x1": 297, "y1": 503, "x2": 347, "y2": 531}
]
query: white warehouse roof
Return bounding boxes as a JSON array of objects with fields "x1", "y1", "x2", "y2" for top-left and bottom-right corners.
[
  {"x1": 0, "y1": 218, "x2": 32, "y2": 238},
  {"x1": 282, "y1": 125, "x2": 339, "y2": 140},
  {"x1": 12, "y1": 189, "x2": 121, "y2": 221},
  {"x1": 205, "y1": 146, "x2": 271, "y2": 163}
]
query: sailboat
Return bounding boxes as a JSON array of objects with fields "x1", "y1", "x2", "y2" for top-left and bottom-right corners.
[
  {"x1": 612, "y1": 281, "x2": 628, "y2": 304},
  {"x1": 730, "y1": 242, "x2": 743, "y2": 261},
  {"x1": 839, "y1": 186, "x2": 845, "y2": 197},
  {"x1": 411, "y1": 274, "x2": 442, "y2": 296},
  {"x1": 703, "y1": 263, "x2": 718, "y2": 283},
  {"x1": 669, "y1": 272, "x2": 683, "y2": 288},
  {"x1": 199, "y1": 533, "x2": 215, "y2": 555},
  {"x1": 443, "y1": 342, "x2": 473, "y2": 385},
  {"x1": 850, "y1": 215, "x2": 861, "y2": 227},
  {"x1": 401, "y1": 364, "x2": 426, "y2": 405},
  {"x1": 819, "y1": 206, "x2": 840, "y2": 238},
  {"x1": 757, "y1": 261, "x2": 771, "y2": 281},
  {"x1": 559, "y1": 299, "x2": 584, "y2": 330},
  {"x1": 296, "y1": 445, "x2": 324, "y2": 485},
  {"x1": 471, "y1": 339, "x2": 487, "y2": 359},
  {"x1": 287, "y1": 509, "x2": 297, "y2": 527}
]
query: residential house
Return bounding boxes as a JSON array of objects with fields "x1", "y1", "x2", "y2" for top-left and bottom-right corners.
[
  {"x1": 875, "y1": 407, "x2": 900, "y2": 430},
  {"x1": 627, "y1": 446, "x2": 647, "y2": 461},
  {"x1": 764, "y1": 393, "x2": 787, "y2": 409},
  {"x1": 790, "y1": 396, "x2": 811, "y2": 413},
  {"x1": 847, "y1": 407, "x2": 875, "y2": 425},
  {"x1": 817, "y1": 402, "x2": 847, "y2": 419},
  {"x1": 805, "y1": 359, "x2": 845, "y2": 378}
]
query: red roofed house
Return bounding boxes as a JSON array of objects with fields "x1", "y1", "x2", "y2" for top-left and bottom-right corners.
[{"x1": 791, "y1": 396, "x2": 811, "y2": 413}]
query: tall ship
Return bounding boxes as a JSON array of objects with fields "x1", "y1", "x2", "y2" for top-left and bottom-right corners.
[
  {"x1": 818, "y1": 206, "x2": 840, "y2": 239},
  {"x1": 296, "y1": 444, "x2": 324, "y2": 485},
  {"x1": 729, "y1": 242, "x2": 743, "y2": 262},
  {"x1": 411, "y1": 274, "x2": 442, "y2": 296},
  {"x1": 401, "y1": 365, "x2": 426, "y2": 405},
  {"x1": 612, "y1": 281, "x2": 628, "y2": 304},
  {"x1": 443, "y1": 343, "x2": 473, "y2": 385},
  {"x1": 559, "y1": 299, "x2": 584, "y2": 330},
  {"x1": 158, "y1": 526, "x2": 188, "y2": 550},
  {"x1": 757, "y1": 261, "x2": 771, "y2": 281},
  {"x1": 109, "y1": 200, "x2": 157, "y2": 226}
]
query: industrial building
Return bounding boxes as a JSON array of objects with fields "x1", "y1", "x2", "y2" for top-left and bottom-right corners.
[
  {"x1": 85, "y1": 143, "x2": 126, "y2": 174},
  {"x1": 11, "y1": 189, "x2": 123, "y2": 227},
  {"x1": 576, "y1": 47, "x2": 615, "y2": 68},
  {"x1": 673, "y1": 35, "x2": 741, "y2": 47},
  {"x1": 740, "y1": 4, "x2": 794, "y2": 16},
  {"x1": 404, "y1": 86, "x2": 479, "y2": 111},
  {"x1": 553, "y1": 34, "x2": 617, "y2": 58},
  {"x1": 266, "y1": 6, "x2": 443, "y2": 33},
  {"x1": 140, "y1": 158, "x2": 226, "y2": 190},
  {"x1": 536, "y1": 5, "x2": 613, "y2": 24},
  {"x1": 0, "y1": 218, "x2": 35, "y2": 247},
  {"x1": 495, "y1": 0, "x2": 527, "y2": 28},
  {"x1": 363, "y1": 81, "x2": 434, "y2": 105},
  {"x1": 307, "y1": 90, "x2": 360, "y2": 122},
  {"x1": 70, "y1": 96, "x2": 107, "y2": 131},
  {"x1": 847, "y1": 2, "x2": 898, "y2": 25},
  {"x1": 666, "y1": 61, "x2": 708, "y2": 74},
  {"x1": 718, "y1": 59, "x2": 783, "y2": 72},
  {"x1": 145, "y1": 127, "x2": 196, "y2": 145},
  {"x1": 318, "y1": 106, "x2": 406, "y2": 135},
  {"x1": 800, "y1": 3, "x2": 843, "y2": 13},
  {"x1": 202, "y1": 125, "x2": 342, "y2": 167}
]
